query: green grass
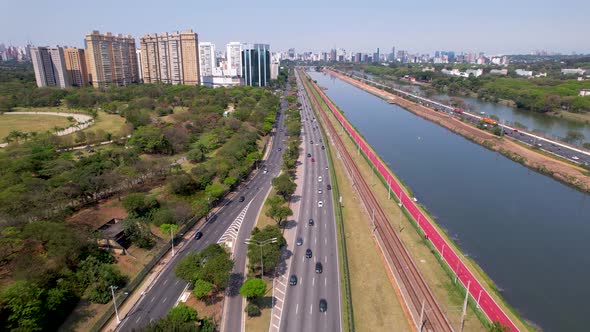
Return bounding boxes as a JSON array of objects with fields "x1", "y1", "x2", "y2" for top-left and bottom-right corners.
[
  {"x1": 82, "y1": 111, "x2": 127, "y2": 137},
  {"x1": 0, "y1": 113, "x2": 71, "y2": 138}
]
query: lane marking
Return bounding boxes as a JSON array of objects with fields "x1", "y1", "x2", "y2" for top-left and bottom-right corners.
[
  {"x1": 162, "y1": 297, "x2": 167, "y2": 303},
  {"x1": 163, "y1": 278, "x2": 168, "y2": 285},
  {"x1": 313, "y1": 277, "x2": 315, "y2": 286},
  {"x1": 296, "y1": 303, "x2": 299, "y2": 314},
  {"x1": 150, "y1": 297, "x2": 155, "y2": 303},
  {"x1": 310, "y1": 304, "x2": 313, "y2": 314},
  {"x1": 136, "y1": 316, "x2": 142, "y2": 323}
]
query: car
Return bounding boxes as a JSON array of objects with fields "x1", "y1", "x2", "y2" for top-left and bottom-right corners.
[
  {"x1": 319, "y1": 299, "x2": 327, "y2": 312},
  {"x1": 307, "y1": 153, "x2": 311, "y2": 158},
  {"x1": 305, "y1": 249, "x2": 313, "y2": 258},
  {"x1": 325, "y1": 166, "x2": 328, "y2": 170},
  {"x1": 296, "y1": 237, "x2": 303, "y2": 246},
  {"x1": 311, "y1": 157, "x2": 315, "y2": 162},
  {"x1": 327, "y1": 184, "x2": 331, "y2": 190},
  {"x1": 289, "y1": 275, "x2": 298, "y2": 286},
  {"x1": 318, "y1": 189, "x2": 322, "y2": 194},
  {"x1": 318, "y1": 201, "x2": 323, "y2": 208},
  {"x1": 308, "y1": 218, "x2": 314, "y2": 226},
  {"x1": 263, "y1": 168, "x2": 268, "y2": 174},
  {"x1": 194, "y1": 231, "x2": 203, "y2": 240},
  {"x1": 321, "y1": 145, "x2": 325, "y2": 150},
  {"x1": 315, "y1": 262, "x2": 323, "y2": 273},
  {"x1": 572, "y1": 156, "x2": 580, "y2": 160},
  {"x1": 310, "y1": 140, "x2": 314, "y2": 144},
  {"x1": 239, "y1": 196, "x2": 245, "y2": 202},
  {"x1": 318, "y1": 176, "x2": 322, "y2": 182},
  {"x1": 278, "y1": 147, "x2": 282, "y2": 151}
]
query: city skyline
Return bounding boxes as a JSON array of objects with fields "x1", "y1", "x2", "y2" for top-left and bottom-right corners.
[{"x1": 2, "y1": 0, "x2": 589, "y2": 55}]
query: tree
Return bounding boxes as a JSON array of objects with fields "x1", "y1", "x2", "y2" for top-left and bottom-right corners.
[
  {"x1": 488, "y1": 322, "x2": 508, "y2": 332},
  {"x1": 239, "y1": 278, "x2": 267, "y2": 299},
  {"x1": 247, "y1": 226, "x2": 286, "y2": 274},
  {"x1": 169, "y1": 173, "x2": 198, "y2": 196},
  {"x1": 122, "y1": 217, "x2": 155, "y2": 249},
  {"x1": 0, "y1": 280, "x2": 45, "y2": 331},
  {"x1": 187, "y1": 148, "x2": 206, "y2": 163},
  {"x1": 192, "y1": 279, "x2": 214, "y2": 299},
  {"x1": 160, "y1": 223, "x2": 178, "y2": 236},
  {"x1": 245, "y1": 303, "x2": 261, "y2": 317},
  {"x1": 272, "y1": 174, "x2": 297, "y2": 200},
  {"x1": 151, "y1": 208, "x2": 176, "y2": 226},
  {"x1": 265, "y1": 196, "x2": 293, "y2": 226},
  {"x1": 129, "y1": 125, "x2": 172, "y2": 154},
  {"x1": 175, "y1": 244, "x2": 233, "y2": 289},
  {"x1": 167, "y1": 304, "x2": 198, "y2": 323},
  {"x1": 122, "y1": 193, "x2": 159, "y2": 217}
]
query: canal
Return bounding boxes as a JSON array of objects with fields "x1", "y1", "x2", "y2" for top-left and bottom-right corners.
[{"x1": 309, "y1": 71, "x2": 590, "y2": 331}]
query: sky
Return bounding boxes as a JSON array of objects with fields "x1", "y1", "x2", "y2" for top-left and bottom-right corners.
[{"x1": 2, "y1": 0, "x2": 589, "y2": 55}]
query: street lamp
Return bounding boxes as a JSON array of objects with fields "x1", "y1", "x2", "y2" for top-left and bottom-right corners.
[
  {"x1": 245, "y1": 237, "x2": 278, "y2": 278},
  {"x1": 110, "y1": 285, "x2": 121, "y2": 323}
]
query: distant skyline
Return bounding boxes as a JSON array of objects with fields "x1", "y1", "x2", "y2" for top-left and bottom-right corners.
[{"x1": 2, "y1": 0, "x2": 589, "y2": 55}]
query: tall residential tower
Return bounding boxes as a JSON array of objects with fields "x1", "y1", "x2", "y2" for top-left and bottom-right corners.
[
  {"x1": 30, "y1": 46, "x2": 70, "y2": 88},
  {"x1": 84, "y1": 31, "x2": 140, "y2": 88}
]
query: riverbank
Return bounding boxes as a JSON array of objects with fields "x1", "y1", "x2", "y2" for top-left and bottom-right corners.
[{"x1": 325, "y1": 68, "x2": 590, "y2": 193}]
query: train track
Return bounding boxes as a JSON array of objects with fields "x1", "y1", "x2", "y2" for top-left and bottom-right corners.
[{"x1": 298, "y1": 68, "x2": 453, "y2": 332}]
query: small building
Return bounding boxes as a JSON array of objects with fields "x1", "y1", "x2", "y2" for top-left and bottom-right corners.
[
  {"x1": 96, "y1": 218, "x2": 131, "y2": 255},
  {"x1": 515, "y1": 69, "x2": 533, "y2": 77},
  {"x1": 489, "y1": 69, "x2": 508, "y2": 75},
  {"x1": 561, "y1": 68, "x2": 585, "y2": 75},
  {"x1": 580, "y1": 89, "x2": 590, "y2": 97}
]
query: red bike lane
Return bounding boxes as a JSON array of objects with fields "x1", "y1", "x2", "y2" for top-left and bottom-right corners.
[{"x1": 309, "y1": 75, "x2": 519, "y2": 332}]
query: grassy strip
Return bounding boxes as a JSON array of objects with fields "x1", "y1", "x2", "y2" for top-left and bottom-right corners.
[{"x1": 309, "y1": 72, "x2": 533, "y2": 331}]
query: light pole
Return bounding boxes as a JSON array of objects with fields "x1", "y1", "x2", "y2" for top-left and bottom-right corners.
[
  {"x1": 245, "y1": 237, "x2": 278, "y2": 278},
  {"x1": 170, "y1": 226, "x2": 175, "y2": 257},
  {"x1": 110, "y1": 285, "x2": 120, "y2": 323}
]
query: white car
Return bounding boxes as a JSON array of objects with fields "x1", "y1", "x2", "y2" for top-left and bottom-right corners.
[
  {"x1": 572, "y1": 156, "x2": 580, "y2": 160},
  {"x1": 318, "y1": 176, "x2": 322, "y2": 182},
  {"x1": 318, "y1": 201, "x2": 324, "y2": 207},
  {"x1": 318, "y1": 189, "x2": 322, "y2": 194}
]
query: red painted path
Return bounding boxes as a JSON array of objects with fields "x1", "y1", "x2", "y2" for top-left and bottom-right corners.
[{"x1": 310, "y1": 72, "x2": 519, "y2": 332}]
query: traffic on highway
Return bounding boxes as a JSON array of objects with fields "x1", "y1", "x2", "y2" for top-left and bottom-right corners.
[{"x1": 279, "y1": 71, "x2": 343, "y2": 332}]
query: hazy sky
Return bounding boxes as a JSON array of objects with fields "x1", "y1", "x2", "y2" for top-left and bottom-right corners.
[{"x1": 2, "y1": 0, "x2": 589, "y2": 55}]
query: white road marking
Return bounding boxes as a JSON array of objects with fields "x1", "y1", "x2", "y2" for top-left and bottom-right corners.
[
  {"x1": 150, "y1": 297, "x2": 155, "y2": 303},
  {"x1": 310, "y1": 304, "x2": 313, "y2": 314},
  {"x1": 174, "y1": 280, "x2": 179, "y2": 286},
  {"x1": 296, "y1": 303, "x2": 299, "y2": 314},
  {"x1": 315, "y1": 237, "x2": 317, "y2": 244},
  {"x1": 162, "y1": 297, "x2": 167, "y2": 303},
  {"x1": 313, "y1": 277, "x2": 315, "y2": 286},
  {"x1": 136, "y1": 316, "x2": 142, "y2": 323},
  {"x1": 163, "y1": 278, "x2": 168, "y2": 285},
  {"x1": 325, "y1": 237, "x2": 327, "y2": 245},
  {"x1": 325, "y1": 256, "x2": 328, "y2": 263}
]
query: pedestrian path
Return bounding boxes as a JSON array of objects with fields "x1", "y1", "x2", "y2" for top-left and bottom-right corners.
[{"x1": 218, "y1": 200, "x2": 252, "y2": 249}]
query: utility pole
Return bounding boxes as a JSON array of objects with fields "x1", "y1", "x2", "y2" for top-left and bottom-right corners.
[
  {"x1": 171, "y1": 227, "x2": 175, "y2": 256},
  {"x1": 245, "y1": 238, "x2": 278, "y2": 278},
  {"x1": 110, "y1": 285, "x2": 120, "y2": 323},
  {"x1": 476, "y1": 289, "x2": 482, "y2": 310},
  {"x1": 459, "y1": 281, "x2": 471, "y2": 332}
]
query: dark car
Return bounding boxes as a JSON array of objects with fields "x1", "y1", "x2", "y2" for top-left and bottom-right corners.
[
  {"x1": 289, "y1": 275, "x2": 298, "y2": 286},
  {"x1": 327, "y1": 184, "x2": 332, "y2": 190},
  {"x1": 194, "y1": 231, "x2": 203, "y2": 240},
  {"x1": 305, "y1": 249, "x2": 312, "y2": 258},
  {"x1": 239, "y1": 196, "x2": 245, "y2": 202},
  {"x1": 321, "y1": 145, "x2": 325, "y2": 150},
  {"x1": 319, "y1": 299, "x2": 327, "y2": 312},
  {"x1": 307, "y1": 153, "x2": 311, "y2": 158},
  {"x1": 315, "y1": 262, "x2": 323, "y2": 273},
  {"x1": 308, "y1": 218, "x2": 314, "y2": 226},
  {"x1": 296, "y1": 237, "x2": 303, "y2": 246},
  {"x1": 278, "y1": 147, "x2": 282, "y2": 151}
]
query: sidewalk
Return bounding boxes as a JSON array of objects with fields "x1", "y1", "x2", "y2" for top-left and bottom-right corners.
[{"x1": 268, "y1": 135, "x2": 306, "y2": 332}]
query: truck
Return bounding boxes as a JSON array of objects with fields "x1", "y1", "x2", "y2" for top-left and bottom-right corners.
[{"x1": 482, "y1": 117, "x2": 497, "y2": 125}]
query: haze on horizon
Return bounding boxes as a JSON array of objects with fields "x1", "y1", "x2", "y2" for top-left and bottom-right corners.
[{"x1": 2, "y1": 0, "x2": 589, "y2": 55}]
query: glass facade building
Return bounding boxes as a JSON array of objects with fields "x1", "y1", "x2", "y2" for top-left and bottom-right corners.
[{"x1": 241, "y1": 43, "x2": 270, "y2": 87}]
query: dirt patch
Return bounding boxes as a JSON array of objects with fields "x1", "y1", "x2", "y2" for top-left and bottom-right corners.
[
  {"x1": 328, "y1": 69, "x2": 590, "y2": 193},
  {"x1": 68, "y1": 197, "x2": 127, "y2": 229}
]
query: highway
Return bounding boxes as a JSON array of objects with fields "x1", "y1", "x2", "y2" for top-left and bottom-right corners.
[
  {"x1": 330, "y1": 67, "x2": 590, "y2": 167},
  {"x1": 278, "y1": 70, "x2": 342, "y2": 332},
  {"x1": 117, "y1": 90, "x2": 288, "y2": 332},
  {"x1": 308, "y1": 69, "x2": 519, "y2": 331}
]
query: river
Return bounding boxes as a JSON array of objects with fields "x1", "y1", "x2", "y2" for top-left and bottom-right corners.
[{"x1": 309, "y1": 70, "x2": 590, "y2": 331}]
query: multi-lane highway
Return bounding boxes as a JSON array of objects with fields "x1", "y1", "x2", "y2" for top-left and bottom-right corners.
[
  {"x1": 117, "y1": 90, "x2": 288, "y2": 332},
  {"x1": 278, "y1": 70, "x2": 342, "y2": 332}
]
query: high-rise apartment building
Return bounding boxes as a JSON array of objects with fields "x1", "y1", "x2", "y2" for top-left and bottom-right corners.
[
  {"x1": 199, "y1": 42, "x2": 215, "y2": 78},
  {"x1": 241, "y1": 44, "x2": 270, "y2": 87},
  {"x1": 84, "y1": 31, "x2": 140, "y2": 88},
  {"x1": 139, "y1": 29, "x2": 200, "y2": 85},
  {"x1": 63, "y1": 48, "x2": 88, "y2": 87},
  {"x1": 226, "y1": 42, "x2": 242, "y2": 77},
  {"x1": 30, "y1": 46, "x2": 70, "y2": 88}
]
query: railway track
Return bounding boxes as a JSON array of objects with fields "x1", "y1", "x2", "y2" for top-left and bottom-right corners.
[{"x1": 298, "y1": 68, "x2": 453, "y2": 332}]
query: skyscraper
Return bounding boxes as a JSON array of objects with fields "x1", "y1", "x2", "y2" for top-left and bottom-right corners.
[
  {"x1": 84, "y1": 31, "x2": 140, "y2": 88},
  {"x1": 226, "y1": 42, "x2": 242, "y2": 77},
  {"x1": 241, "y1": 44, "x2": 270, "y2": 87},
  {"x1": 63, "y1": 48, "x2": 88, "y2": 87},
  {"x1": 30, "y1": 46, "x2": 70, "y2": 88},
  {"x1": 139, "y1": 29, "x2": 200, "y2": 85},
  {"x1": 199, "y1": 42, "x2": 215, "y2": 78}
]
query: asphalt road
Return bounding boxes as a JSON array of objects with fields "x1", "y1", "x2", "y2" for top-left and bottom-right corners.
[
  {"x1": 118, "y1": 91, "x2": 288, "y2": 332},
  {"x1": 279, "y1": 71, "x2": 342, "y2": 332}
]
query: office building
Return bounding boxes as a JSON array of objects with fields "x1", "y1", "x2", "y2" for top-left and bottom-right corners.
[
  {"x1": 30, "y1": 46, "x2": 70, "y2": 88},
  {"x1": 226, "y1": 42, "x2": 242, "y2": 77},
  {"x1": 242, "y1": 43, "x2": 270, "y2": 87},
  {"x1": 139, "y1": 29, "x2": 200, "y2": 85},
  {"x1": 63, "y1": 48, "x2": 88, "y2": 87},
  {"x1": 199, "y1": 42, "x2": 215, "y2": 78},
  {"x1": 84, "y1": 30, "x2": 140, "y2": 88}
]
